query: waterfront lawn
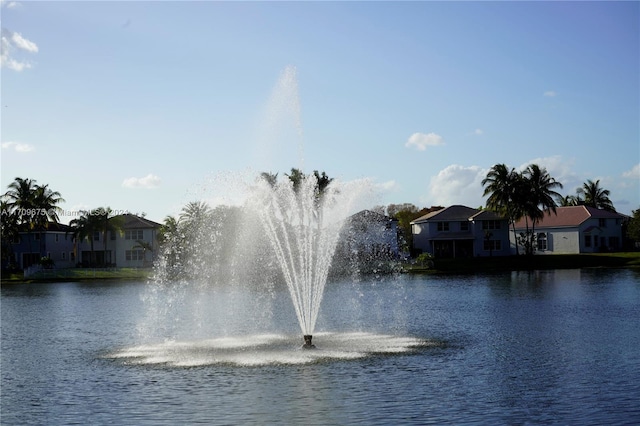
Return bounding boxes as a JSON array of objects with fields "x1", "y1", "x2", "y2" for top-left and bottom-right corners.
[
  {"x1": 1, "y1": 267, "x2": 151, "y2": 283},
  {"x1": 410, "y1": 252, "x2": 640, "y2": 273}
]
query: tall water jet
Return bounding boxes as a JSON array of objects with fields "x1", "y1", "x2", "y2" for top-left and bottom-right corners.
[
  {"x1": 140, "y1": 66, "x2": 377, "y2": 350},
  {"x1": 252, "y1": 169, "x2": 346, "y2": 348}
]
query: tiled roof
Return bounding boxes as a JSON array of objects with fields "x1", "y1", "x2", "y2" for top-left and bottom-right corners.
[
  {"x1": 411, "y1": 205, "x2": 478, "y2": 224},
  {"x1": 513, "y1": 206, "x2": 623, "y2": 229},
  {"x1": 118, "y1": 214, "x2": 162, "y2": 229}
]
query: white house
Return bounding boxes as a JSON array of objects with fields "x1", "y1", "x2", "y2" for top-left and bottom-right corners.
[
  {"x1": 77, "y1": 214, "x2": 162, "y2": 267},
  {"x1": 411, "y1": 205, "x2": 511, "y2": 258},
  {"x1": 511, "y1": 206, "x2": 625, "y2": 254}
]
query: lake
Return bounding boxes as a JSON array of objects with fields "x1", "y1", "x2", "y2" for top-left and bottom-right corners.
[{"x1": 2, "y1": 268, "x2": 639, "y2": 425}]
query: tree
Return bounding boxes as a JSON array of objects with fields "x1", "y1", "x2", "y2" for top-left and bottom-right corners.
[
  {"x1": 556, "y1": 194, "x2": 581, "y2": 207},
  {"x1": 482, "y1": 164, "x2": 524, "y2": 255},
  {"x1": 521, "y1": 164, "x2": 563, "y2": 255},
  {"x1": 91, "y1": 207, "x2": 124, "y2": 266},
  {"x1": 626, "y1": 208, "x2": 640, "y2": 249},
  {"x1": 577, "y1": 179, "x2": 615, "y2": 211},
  {"x1": 69, "y1": 211, "x2": 101, "y2": 266},
  {"x1": 1, "y1": 200, "x2": 19, "y2": 269},
  {"x1": 3, "y1": 177, "x2": 64, "y2": 267}
]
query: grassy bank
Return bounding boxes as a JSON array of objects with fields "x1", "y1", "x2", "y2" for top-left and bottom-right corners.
[
  {"x1": 1, "y1": 267, "x2": 152, "y2": 283},
  {"x1": 408, "y1": 252, "x2": 640, "y2": 274}
]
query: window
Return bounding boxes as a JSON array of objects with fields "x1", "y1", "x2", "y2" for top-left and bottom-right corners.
[
  {"x1": 585, "y1": 235, "x2": 591, "y2": 247},
  {"x1": 599, "y1": 218, "x2": 606, "y2": 228},
  {"x1": 70, "y1": 252, "x2": 76, "y2": 262},
  {"x1": 93, "y1": 231, "x2": 100, "y2": 241},
  {"x1": 110, "y1": 231, "x2": 116, "y2": 240},
  {"x1": 482, "y1": 221, "x2": 501, "y2": 230},
  {"x1": 537, "y1": 233, "x2": 547, "y2": 251},
  {"x1": 460, "y1": 221, "x2": 469, "y2": 231},
  {"x1": 483, "y1": 240, "x2": 502, "y2": 251},
  {"x1": 61, "y1": 252, "x2": 66, "y2": 260},
  {"x1": 125, "y1": 249, "x2": 144, "y2": 261},
  {"x1": 437, "y1": 222, "x2": 449, "y2": 232},
  {"x1": 55, "y1": 234, "x2": 59, "y2": 242},
  {"x1": 125, "y1": 230, "x2": 144, "y2": 240},
  {"x1": 34, "y1": 233, "x2": 40, "y2": 241},
  {"x1": 609, "y1": 237, "x2": 620, "y2": 249}
]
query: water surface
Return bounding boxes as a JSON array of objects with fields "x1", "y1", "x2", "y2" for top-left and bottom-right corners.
[{"x1": 2, "y1": 269, "x2": 639, "y2": 424}]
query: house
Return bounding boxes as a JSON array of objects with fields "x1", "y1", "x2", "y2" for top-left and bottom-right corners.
[
  {"x1": 511, "y1": 206, "x2": 625, "y2": 254},
  {"x1": 410, "y1": 205, "x2": 510, "y2": 258},
  {"x1": 77, "y1": 214, "x2": 162, "y2": 267},
  {"x1": 336, "y1": 210, "x2": 401, "y2": 260},
  {"x1": 7, "y1": 222, "x2": 77, "y2": 269}
]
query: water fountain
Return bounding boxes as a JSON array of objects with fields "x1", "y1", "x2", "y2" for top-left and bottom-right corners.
[{"x1": 111, "y1": 67, "x2": 425, "y2": 366}]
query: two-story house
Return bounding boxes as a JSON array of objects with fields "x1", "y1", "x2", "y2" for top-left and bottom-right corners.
[
  {"x1": 410, "y1": 205, "x2": 510, "y2": 258},
  {"x1": 77, "y1": 214, "x2": 162, "y2": 267},
  {"x1": 511, "y1": 205, "x2": 625, "y2": 254},
  {"x1": 8, "y1": 222, "x2": 77, "y2": 269}
]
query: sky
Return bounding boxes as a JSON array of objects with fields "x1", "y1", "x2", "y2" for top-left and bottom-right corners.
[{"x1": 1, "y1": 0, "x2": 639, "y2": 224}]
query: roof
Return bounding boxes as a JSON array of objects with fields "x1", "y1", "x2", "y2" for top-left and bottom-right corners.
[
  {"x1": 18, "y1": 222, "x2": 72, "y2": 233},
  {"x1": 411, "y1": 205, "x2": 479, "y2": 224},
  {"x1": 513, "y1": 206, "x2": 624, "y2": 229},
  {"x1": 118, "y1": 214, "x2": 162, "y2": 229}
]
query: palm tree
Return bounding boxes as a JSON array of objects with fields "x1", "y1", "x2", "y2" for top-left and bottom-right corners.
[
  {"x1": 482, "y1": 164, "x2": 523, "y2": 255},
  {"x1": 1, "y1": 200, "x2": 20, "y2": 269},
  {"x1": 132, "y1": 240, "x2": 153, "y2": 266},
  {"x1": 3, "y1": 177, "x2": 65, "y2": 266},
  {"x1": 69, "y1": 210, "x2": 101, "y2": 266},
  {"x1": 577, "y1": 179, "x2": 615, "y2": 211},
  {"x1": 90, "y1": 207, "x2": 124, "y2": 266},
  {"x1": 556, "y1": 194, "x2": 581, "y2": 207},
  {"x1": 522, "y1": 164, "x2": 563, "y2": 254},
  {"x1": 4, "y1": 177, "x2": 37, "y2": 222}
]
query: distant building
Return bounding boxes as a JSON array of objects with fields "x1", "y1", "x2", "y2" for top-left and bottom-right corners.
[
  {"x1": 76, "y1": 214, "x2": 162, "y2": 267},
  {"x1": 411, "y1": 205, "x2": 510, "y2": 258},
  {"x1": 511, "y1": 206, "x2": 626, "y2": 254},
  {"x1": 8, "y1": 222, "x2": 76, "y2": 269}
]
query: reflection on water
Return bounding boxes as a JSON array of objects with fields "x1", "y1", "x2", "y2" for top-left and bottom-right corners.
[{"x1": 2, "y1": 269, "x2": 640, "y2": 425}]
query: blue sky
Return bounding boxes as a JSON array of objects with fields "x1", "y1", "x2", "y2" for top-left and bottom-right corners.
[{"x1": 2, "y1": 1, "x2": 638, "y2": 223}]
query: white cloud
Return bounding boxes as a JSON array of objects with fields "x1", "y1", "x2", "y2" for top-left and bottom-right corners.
[
  {"x1": 405, "y1": 132, "x2": 444, "y2": 151},
  {"x1": 543, "y1": 90, "x2": 557, "y2": 97},
  {"x1": 0, "y1": 1, "x2": 20, "y2": 9},
  {"x1": 474, "y1": 129, "x2": 483, "y2": 135},
  {"x1": 1, "y1": 141, "x2": 35, "y2": 152},
  {"x1": 517, "y1": 155, "x2": 579, "y2": 190},
  {"x1": 623, "y1": 163, "x2": 640, "y2": 179},
  {"x1": 122, "y1": 173, "x2": 161, "y2": 189},
  {"x1": 1, "y1": 27, "x2": 38, "y2": 71},
  {"x1": 428, "y1": 164, "x2": 486, "y2": 207}
]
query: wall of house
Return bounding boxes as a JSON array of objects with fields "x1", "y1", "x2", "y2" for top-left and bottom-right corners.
[
  {"x1": 540, "y1": 229, "x2": 579, "y2": 254},
  {"x1": 578, "y1": 219, "x2": 623, "y2": 253},
  {"x1": 472, "y1": 222, "x2": 511, "y2": 257},
  {"x1": 411, "y1": 222, "x2": 432, "y2": 254},
  {"x1": 10, "y1": 231, "x2": 76, "y2": 269},
  {"x1": 75, "y1": 227, "x2": 158, "y2": 267}
]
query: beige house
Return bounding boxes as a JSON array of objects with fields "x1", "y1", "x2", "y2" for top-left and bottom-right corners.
[{"x1": 511, "y1": 206, "x2": 625, "y2": 254}]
